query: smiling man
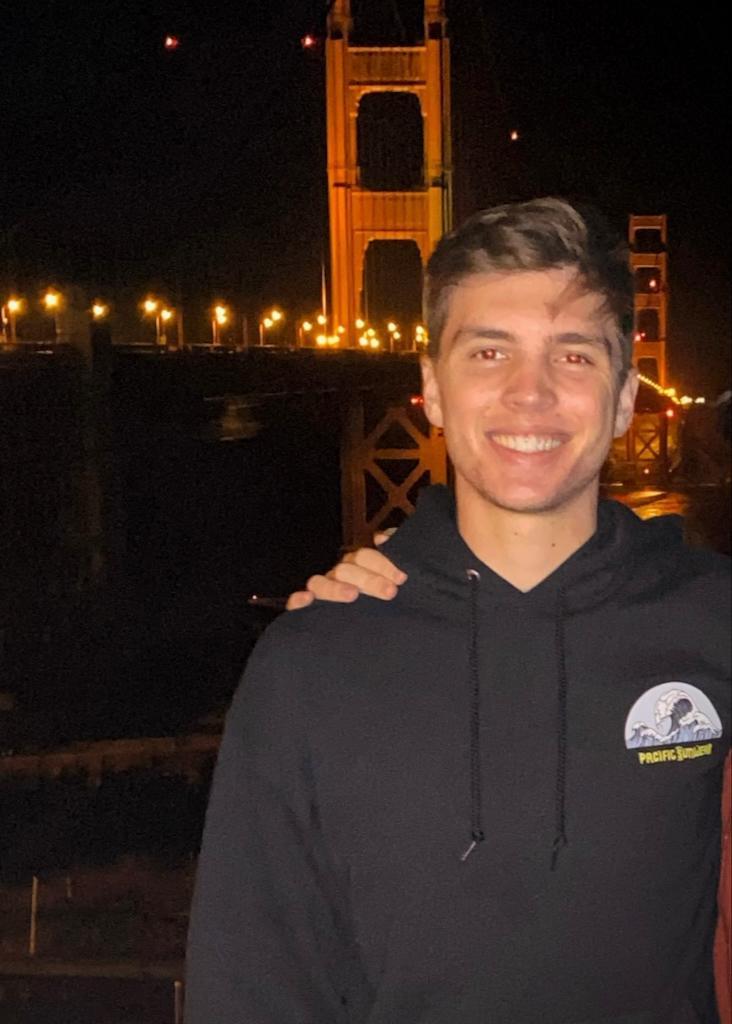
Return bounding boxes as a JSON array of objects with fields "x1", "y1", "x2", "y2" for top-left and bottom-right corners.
[{"x1": 186, "y1": 199, "x2": 730, "y2": 1024}]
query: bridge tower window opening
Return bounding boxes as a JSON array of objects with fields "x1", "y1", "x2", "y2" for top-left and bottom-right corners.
[
  {"x1": 350, "y1": 0, "x2": 426, "y2": 45},
  {"x1": 635, "y1": 266, "x2": 663, "y2": 293},
  {"x1": 357, "y1": 92, "x2": 424, "y2": 191},
  {"x1": 637, "y1": 357, "x2": 660, "y2": 382},
  {"x1": 632, "y1": 228, "x2": 665, "y2": 253},
  {"x1": 363, "y1": 239, "x2": 422, "y2": 339},
  {"x1": 636, "y1": 308, "x2": 660, "y2": 341}
]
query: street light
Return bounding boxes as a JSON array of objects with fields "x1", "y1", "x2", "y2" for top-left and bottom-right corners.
[
  {"x1": 160, "y1": 308, "x2": 173, "y2": 346},
  {"x1": 142, "y1": 297, "x2": 162, "y2": 344},
  {"x1": 259, "y1": 308, "x2": 284, "y2": 345},
  {"x1": 91, "y1": 302, "x2": 109, "y2": 320},
  {"x1": 142, "y1": 297, "x2": 172, "y2": 346},
  {"x1": 298, "y1": 319, "x2": 313, "y2": 346},
  {"x1": 43, "y1": 290, "x2": 62, "y2": 340},
  {"x1": 3, "y1": 297, "x2": 23, "y2": 345},
  {"x1": 212, "y1": 304, "x2": 229, "y2": 346}
]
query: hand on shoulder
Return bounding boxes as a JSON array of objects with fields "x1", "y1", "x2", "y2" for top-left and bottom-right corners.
[{"x1": 286, "y1": 531, "x2": 407, "y2": 610}]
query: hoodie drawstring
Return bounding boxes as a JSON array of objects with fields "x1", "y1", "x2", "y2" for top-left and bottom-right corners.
[
  {"x1": 551, "y1": 586, "x2": 569, "y2": 870},
  {"x1": 460, "y1": 573, "x2": 570, "y2": 869},
  {"x1": 461, "y1": 569, "x2": 485, "y2": 862}
]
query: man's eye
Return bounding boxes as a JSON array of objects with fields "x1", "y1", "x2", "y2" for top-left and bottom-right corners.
[
  {"x1": 472, "y1": 348, "x2": 504, "y2": 361},
  {"x1": 563, "y1": 351, "x2": 592, "y2": 365}
]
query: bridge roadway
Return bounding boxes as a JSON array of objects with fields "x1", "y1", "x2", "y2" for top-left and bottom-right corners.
[{"x1": 108, "y1": 344, "x2": 423, "y2": 405}]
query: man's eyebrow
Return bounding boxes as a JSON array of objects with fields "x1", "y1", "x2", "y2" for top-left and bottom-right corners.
[
  {"x1": 451, "y1": 327, "x2": 517, "y2": 345},
  {"x1": 552, "y1": 332, "x2": 612, "y2": 357}
]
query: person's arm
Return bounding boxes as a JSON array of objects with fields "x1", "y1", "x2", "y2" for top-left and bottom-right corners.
[
  {"x1": 286, "y1": 533, "x2": 407, "y2": 610},
  {"x1": 185, "y1": 628, "x2": 369, "y2": 1023},
  {"x1": 714, "y1": 750, "x2": 731, "y2": 1023}
]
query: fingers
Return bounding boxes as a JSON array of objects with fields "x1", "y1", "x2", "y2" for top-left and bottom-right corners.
[
  {"x1": 340, "y1": 546, "x2": 407, "y2": 585},
  {"x1": 324, "y1": 562, "x2": 400, "y2": 601},
  {"x1": 285, "y1": 545, "x2": 407, "y2": 611},
  {"x1": 304, "y1": 574, "x2": 360, "y2": 603},
  {"x1": 285, "y1": 591, "x2": 315, "y2": 611},
  {"x1": 373, "y1": 527, "x2": 397, "y2": 547}
]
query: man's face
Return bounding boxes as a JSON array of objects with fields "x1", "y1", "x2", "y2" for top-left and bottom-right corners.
[{"x1": 422, "y1": 267, "x2": 638, "y2": 516}]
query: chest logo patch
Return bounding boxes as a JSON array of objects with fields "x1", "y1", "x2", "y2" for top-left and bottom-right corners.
[{"x1": 625, "y1": 682, "x2": 723, "y2": 756}]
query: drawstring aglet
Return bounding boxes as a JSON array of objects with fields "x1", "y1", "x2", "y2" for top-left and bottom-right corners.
[
  {"x1": 550, "y1": 833, "x2": 568, "y2": 871},
  {"x1": 460, "y1": 829, "x2": 485, "y2": 862}
]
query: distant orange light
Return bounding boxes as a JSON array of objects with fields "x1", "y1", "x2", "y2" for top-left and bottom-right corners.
[
  {"x1": 301, "y1": 34, "x2": 316, "y2": 49},
  {"x1": 410, "y1": 395, "x2": 424, "y2": 406},
  {"x1": 509, "y1": 129, "x2": 519, "y2": 142},
  {"x1": 164, "y1": 35, "x2": 180, "y2": 51},
  {"x1": 665, "y1": 408, "x2": 675, "y2": 418}
]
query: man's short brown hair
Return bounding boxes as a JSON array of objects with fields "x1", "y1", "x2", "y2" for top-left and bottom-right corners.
[{"x1": 424, "y1": 197, "x2": 634, "y2": 380}]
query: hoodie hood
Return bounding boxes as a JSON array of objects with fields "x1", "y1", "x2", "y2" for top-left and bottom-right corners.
[{"x1": 383, "y1": 484, "x2": 687, "y2": 615}]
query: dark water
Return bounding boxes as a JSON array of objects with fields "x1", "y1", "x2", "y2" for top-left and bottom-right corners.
[
  {"x1": 616, "y1": 486, "x2": 731, "y2": 555},
  {"x1": 0, "y1": 976, "x2": 177, "y2": 1024}
]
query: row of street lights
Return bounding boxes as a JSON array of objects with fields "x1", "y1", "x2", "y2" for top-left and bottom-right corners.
[
  {"x1": 298, "y1": 315, "x2": 428, "y2": 352},
  {"x1": 2, "y1": 290, "x2": 428, "y2": 352}
]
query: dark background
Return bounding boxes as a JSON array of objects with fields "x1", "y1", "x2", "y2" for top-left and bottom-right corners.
[{"x1": 1, "y1": 0, "x2": 729, "y2": 393}]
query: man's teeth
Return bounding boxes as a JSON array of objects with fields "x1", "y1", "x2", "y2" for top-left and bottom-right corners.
[{"x1": 492, "y1": 434, "x2": 563, "y2": 453}]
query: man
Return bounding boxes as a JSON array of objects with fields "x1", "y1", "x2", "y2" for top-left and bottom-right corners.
[{"x1": 186, "y1": 199, "x2": 730, "y2": 1023}]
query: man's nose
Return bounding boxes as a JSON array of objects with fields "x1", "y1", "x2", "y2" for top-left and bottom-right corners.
[{"x1": 502, "y1": 360, "x2": 557, "y2": 412}]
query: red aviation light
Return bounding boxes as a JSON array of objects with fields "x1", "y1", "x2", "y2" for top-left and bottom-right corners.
[{"x1": 164, "y1": 35, "x2": 180, "y2": 51}]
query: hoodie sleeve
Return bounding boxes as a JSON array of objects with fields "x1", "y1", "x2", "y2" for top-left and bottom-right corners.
[{"x1": 184, "y1": 623, "x2": 368, "y2": 1024}]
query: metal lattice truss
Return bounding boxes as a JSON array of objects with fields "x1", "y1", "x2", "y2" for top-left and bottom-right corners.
[{"x1": 341, "y1": 398, "x2": 446, "y2": 547}]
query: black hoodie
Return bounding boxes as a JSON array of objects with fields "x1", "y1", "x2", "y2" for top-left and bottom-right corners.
[{"x1": 185, "y1": 487, "x2": 730, "y2": 1024}]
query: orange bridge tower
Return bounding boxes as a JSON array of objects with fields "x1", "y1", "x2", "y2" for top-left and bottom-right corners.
[
  {"x1": 326, "y1": 1, "x2": 452, "y2": 344},
  {"x1": 629, "y1": 214, "x2": 668, "y2": 387}
]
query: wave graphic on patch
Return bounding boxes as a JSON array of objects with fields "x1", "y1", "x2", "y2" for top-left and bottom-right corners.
[{"x1": 625, "y1": 683, "x2": 723, "y2": 749}]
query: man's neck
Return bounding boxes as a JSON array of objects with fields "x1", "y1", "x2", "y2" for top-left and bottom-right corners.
[{"x1": 456, "y1": 485, "x2": 600, "y2": 593}]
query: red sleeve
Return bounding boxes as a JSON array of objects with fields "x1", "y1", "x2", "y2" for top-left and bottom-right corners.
[{"x1": 715, "y1": 750, "x2": 731, "y2": 1024}]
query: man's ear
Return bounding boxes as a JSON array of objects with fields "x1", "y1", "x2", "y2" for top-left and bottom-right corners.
[
  {"x1": 420, "y1": 355, "x2": 444, "y2": 428},
  {"x1": 613, "y1": 366, "x2": 639, "y2": 438}
]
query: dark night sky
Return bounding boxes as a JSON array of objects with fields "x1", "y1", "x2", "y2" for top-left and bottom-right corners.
[{"x1": 1, "y1": 1, "x2": 728, "y2": 393}]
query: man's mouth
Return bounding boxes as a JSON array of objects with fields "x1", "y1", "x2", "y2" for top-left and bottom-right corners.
[{"x1": 489, "y1": 433, "x2": 565, "y2": 453}]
